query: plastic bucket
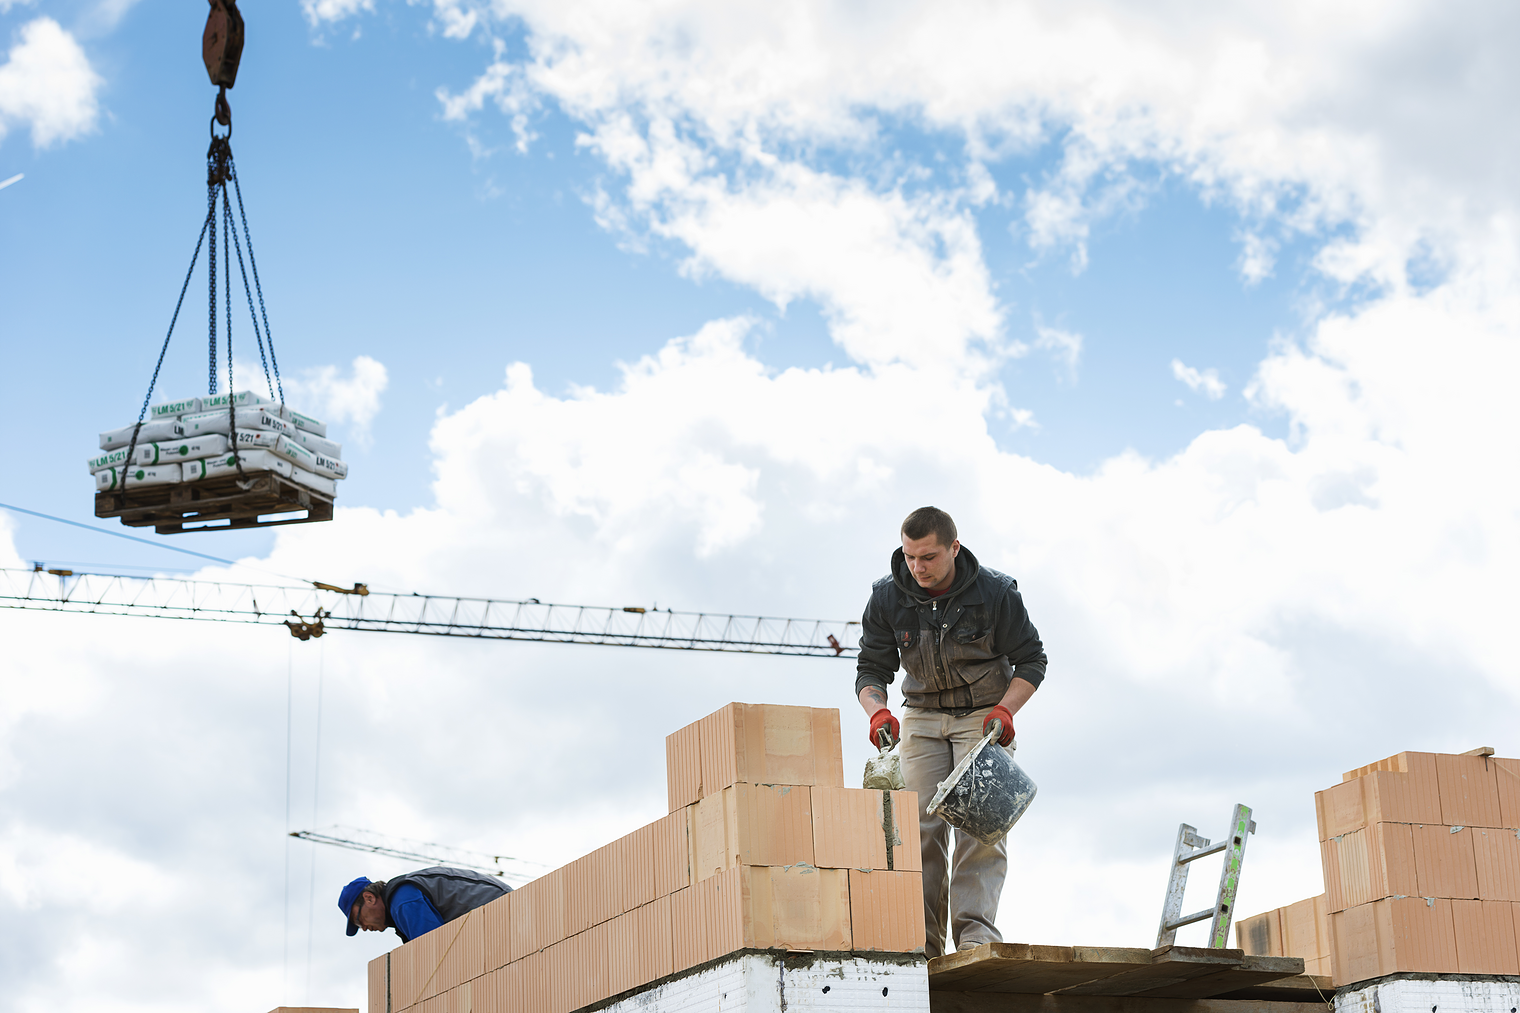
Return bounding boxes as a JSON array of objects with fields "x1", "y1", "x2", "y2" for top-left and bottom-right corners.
[{"x1": 925, "y1": 729, "x2": 1038, "y2": 846}]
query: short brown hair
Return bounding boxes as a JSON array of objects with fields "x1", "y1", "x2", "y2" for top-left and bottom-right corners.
[{"x1": 901, "y1": 506, "x2": 957, "y2": 548}]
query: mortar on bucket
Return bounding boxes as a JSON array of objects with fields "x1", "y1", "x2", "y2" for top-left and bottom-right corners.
[{"x1": 925, "y1": 722, "x2": 1037, "y2": 846}]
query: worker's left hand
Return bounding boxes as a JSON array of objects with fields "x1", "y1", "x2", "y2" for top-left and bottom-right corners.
[{"x1": 982, "y1": 705, "x2": 1015, "y2": 747}]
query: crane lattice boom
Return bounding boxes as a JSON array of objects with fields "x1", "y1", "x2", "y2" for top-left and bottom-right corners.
[{"x1": 0, "y1": 568, "x2": 860, "y2": 657}]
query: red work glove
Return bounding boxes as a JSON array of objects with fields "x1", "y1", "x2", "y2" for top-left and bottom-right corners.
[
  {"x1": 983, "y1": 705, "x2": 1015, "y2": 747},
  {"x1": 868, "y1": 708, "x2": 900, "y2": 749}
]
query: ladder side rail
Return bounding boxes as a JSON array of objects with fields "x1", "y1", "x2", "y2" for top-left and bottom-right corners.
[
  {"x1": 1206, "y1": 803, "x2": 1255, "y2": 948},
  {"x1": 1156, "y1": 822, "x2": 1202, "y2": 948}
]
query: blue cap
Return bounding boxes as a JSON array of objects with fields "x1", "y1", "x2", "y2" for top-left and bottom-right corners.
[{"x1": 339, "y1": 877, "x2": 372, "y2": 936}]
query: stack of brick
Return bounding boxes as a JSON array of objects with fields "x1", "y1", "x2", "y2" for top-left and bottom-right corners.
[
  {"x1": 1315, "y1": 749, "x2": 1520, "y2": 982},
  {"x1": 1235, "y1": 895, "x2": 1331, "y2": 976},
  {"x1": 369, "y1": 703, "x2": 927, "y2": 1013}
]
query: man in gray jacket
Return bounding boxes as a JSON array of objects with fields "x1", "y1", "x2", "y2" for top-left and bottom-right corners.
[{"x1": 856, "y1": 506, "x2": 1047, "y2": 957}]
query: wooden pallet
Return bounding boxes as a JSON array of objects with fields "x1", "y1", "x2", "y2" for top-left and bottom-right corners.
[
  {"x1": 95, "y1": 470, "x2": 334, "y2": 534},
  {"x1": 929, "y1": 944, "x2": 1326, "y2": 1013}
]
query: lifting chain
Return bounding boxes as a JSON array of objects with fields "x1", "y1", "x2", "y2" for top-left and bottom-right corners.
[{"x1": 112, "y1": 0, "x2": 277, "y2": 513}]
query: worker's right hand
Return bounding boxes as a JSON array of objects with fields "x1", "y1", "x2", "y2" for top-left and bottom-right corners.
[{"x1": 868, "y1": 708, "x2": 900, "y2": 749}]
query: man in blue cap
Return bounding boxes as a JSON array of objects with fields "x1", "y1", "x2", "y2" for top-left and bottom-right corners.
[{"x1": 339, "y1": 866, "x2": 512, "y2": 943}]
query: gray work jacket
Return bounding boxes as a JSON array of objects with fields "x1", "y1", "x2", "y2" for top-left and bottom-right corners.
[{"x1": 855, "y1": 545, "x2": 1047, "y2": 713}]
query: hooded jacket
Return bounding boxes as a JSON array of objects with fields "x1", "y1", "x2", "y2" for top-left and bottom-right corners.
[{"x1": 855, "y1": 545, "x2": 1046, "y2": 712}]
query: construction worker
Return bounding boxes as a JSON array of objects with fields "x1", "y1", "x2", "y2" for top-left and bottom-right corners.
[
  {"x1": 339, "y1": 866, "x2": 512, "y2": 942},
  {"x1": 855, "y1": 506, "x2": 1047, "y2": 957}
]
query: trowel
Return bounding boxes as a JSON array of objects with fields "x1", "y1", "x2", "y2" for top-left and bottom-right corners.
[{"x1": 862, "y1": 727, "x2": 906, "y2": 790}]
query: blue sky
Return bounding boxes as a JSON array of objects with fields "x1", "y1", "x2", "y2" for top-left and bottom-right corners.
[
  {"x1": 3, "y1": 2, "x2": 1519, "y2": 1011},
  {"x1": 2, "y1": 0, "x2": 1321, "y2": 569}
]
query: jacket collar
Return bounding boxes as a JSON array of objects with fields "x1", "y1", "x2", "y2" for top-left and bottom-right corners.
[{"x1": 892, "y1": 544, "x2": 983, "y2": 606}]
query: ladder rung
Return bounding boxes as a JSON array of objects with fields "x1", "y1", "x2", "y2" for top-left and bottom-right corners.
[
  {"x1": 1164, "y1": 908, "x2": 1217, "y2": 931},
  {"x1": 1177, "y1": 841, "x2": 1226, "y2": 865}
]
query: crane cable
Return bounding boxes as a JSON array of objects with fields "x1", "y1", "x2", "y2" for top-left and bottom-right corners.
[{"x1": 0, "y1": 499, "x2": 313, "y2": 586}]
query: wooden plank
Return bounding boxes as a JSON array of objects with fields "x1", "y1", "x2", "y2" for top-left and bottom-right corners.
[
  {"x1": 928, "y1": 944, "x2": 1152, "y2": 994},
  {"x1": 931, "y1": 991, "x2": 1330, "y2": 1013},
  {"x1": 1211, "y1": 974, "x2": 1334, "y2": 1004},
  {"x1": 1052, "y1": 948, "x2": 1241, "y2": 997},
  {"x1": 1140, "y1": 956, "x2": 1304, "y2": 999}
]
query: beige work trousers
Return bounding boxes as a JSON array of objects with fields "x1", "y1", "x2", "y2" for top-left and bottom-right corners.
[{"x1": 901, "y1": 705, "x2": 1010, "y2": 958}]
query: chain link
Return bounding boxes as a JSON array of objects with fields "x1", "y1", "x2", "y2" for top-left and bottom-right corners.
[
  {"x1": 230, "y1": 166, "x2": 283, "y2": 404},
  {"x1": 225, "y1": 186, "x2": 276, "y2": 401},
  {"x1": 223, "y1": 191, "x2": 251, "y2": 488},
  {"x1": 120, "y1": 131, "x2": 278, "y2": 504},
  {"x1": 119, "y1": 212, "x2": 214, "y2": 498},
  {"x1": 207, "y1": 151, "x2": 219, "y2": 396}
]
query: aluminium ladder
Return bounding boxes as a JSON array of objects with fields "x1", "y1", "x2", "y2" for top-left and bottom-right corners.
[{"x1": 1156, "y1": 803, "x2": 1256, "y2": 948}]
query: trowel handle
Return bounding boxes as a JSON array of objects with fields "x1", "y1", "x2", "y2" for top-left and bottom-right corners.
[{"x1": 876, "y1": 727, "x2": 896, "y2": 751}]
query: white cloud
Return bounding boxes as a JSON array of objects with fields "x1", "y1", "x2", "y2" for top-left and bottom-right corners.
[
  {"x1": 81, "y1": 0, "x2": 144, "y2": 33},
  {"x1": 1171, "y1": 358, "x2": 1227, "y2": 399},
  {"x1": 0, "y1": 17, "x2": 102, "y2": 149},
  {"x1": 280, "y1": 355, "x2": 390, "y2": 447},
  {"x1": 1236, "y1": 231, "x2": 1276, "y2": 284},
  {"x1": 1034, "y1": 325, "x2": 1084, "y2": 378},
  {"x1": 437, "y1": 44, "x2": 540, "y2": 153},
  {"x1": 301, "y1": 0, "x2": 374, "y2": 29}
]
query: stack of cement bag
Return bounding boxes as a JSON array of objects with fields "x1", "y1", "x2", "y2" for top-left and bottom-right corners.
[{"x1": 91, "y1": 390, "x2": 348, "y2": 497}]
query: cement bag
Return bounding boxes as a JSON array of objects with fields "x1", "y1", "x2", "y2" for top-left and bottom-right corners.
[
  {"x1": 149, "y1": 397, "x2": 201, "y2": 419},
  {"x1": 286, "y1": 409, "x2": 326, "y2": 437},
  {"x1": 100, "y1": 419, "x2": 185, "y2": 450},
  {"x1": 95, "y1": 464, "x2": 183, "y2": 491},
  {"x1": 272, "y1": 434, "x2": 318, "y2": 471},
  {"x1": 290, "y1": 467, "x2": 337, "y2": 496},
  {"x1": 134, "y1": 434, "x2": 231, "y2": 466},
  {"x1": 200, "y1": 449, "x2": 294, "y2": 481},
  {"x1": 88, "y1": 448, "x2": 132, "y2": 473},
  {"x1": 200, "y1": 389, "x2": 275, "y2": 412},
  {"x1": 231, "y1": 429, "x2": 281, "y2": 451},
  {"x1": 285, "y1": 429, "x2": 341, "y2": 459},
  {"x1": 311, "y1": 451, "x2": 348, "y2": 480},
  {"x1": 180, "y1": 407, "x2": 291, "y2": 437}
]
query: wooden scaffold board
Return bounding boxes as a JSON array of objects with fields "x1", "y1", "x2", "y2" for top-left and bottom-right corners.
[{"x1": 929, "y1": 944, "x2": 1331, "y2": 1013}]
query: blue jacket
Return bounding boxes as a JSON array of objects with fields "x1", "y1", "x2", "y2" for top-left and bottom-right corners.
[
  {"x1": 387, "y1": 884, "x2": 444, "y2": 942},
  {"x1": 381, "y1": 866, "x2": 512, "y2": 942}
]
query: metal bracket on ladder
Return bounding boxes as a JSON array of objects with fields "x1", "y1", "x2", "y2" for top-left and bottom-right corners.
[{"x1": 1156, "y1": 803, "x2": 1256, "y2": 948}]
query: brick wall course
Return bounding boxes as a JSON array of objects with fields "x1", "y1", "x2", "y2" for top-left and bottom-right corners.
[
  {"x1": 612, "y1": 823, "x2": 657, "y2": 916},
  {"x1": 480, "y1": 891, "x2": 511, "y2": 972},
  {"x1": 848, "y1": 868, "x2": 925, "y2": 952},
  {"x1": 1473, "y1": 827, "x2": 1520, "y2": 901},
  {"x1": 1436, "y1": 754, "x2": 1503, "y2": 829},
  {"x1": 1452, "y1": 899, "x2": 1520, "y2": 974},
  {"x1": 741, "y1": 865, "x2": 851, "y2": 951},
  {"x1": 666, "y1": 718, "x2": 703, "y2": 812},
  {"x1": 812, "y1": 786, "x2": 889, "y2": 870},
  {"x1": 1411, "y1": 823, "x2": 1479, "y2": 899},
  {"x1": 653, "y1": 808, "x2": 693, "y2": 897}
]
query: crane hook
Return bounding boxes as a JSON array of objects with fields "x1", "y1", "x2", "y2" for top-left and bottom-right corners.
[{"x1": 203, "y1": 0, "x2": 244, "y2": 127}]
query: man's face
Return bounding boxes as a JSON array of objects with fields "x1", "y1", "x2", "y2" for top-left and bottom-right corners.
[
  {"x1": 902, "y1": 533, "x2": 959, "y2": 591},
  {"x1": 353, "y1": 891, "x2": 387, "y2": 932}
]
